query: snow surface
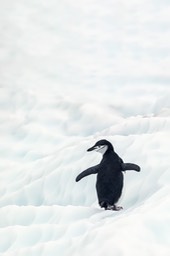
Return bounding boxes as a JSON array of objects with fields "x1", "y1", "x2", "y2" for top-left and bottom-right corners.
[{"x1": 1, "y1": 0, "x2": 170, "y2": 255}]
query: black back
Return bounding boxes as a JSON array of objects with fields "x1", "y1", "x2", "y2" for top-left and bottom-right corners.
[{"x1": 96, "y1": 143, "x2": 124, "y2": 206}]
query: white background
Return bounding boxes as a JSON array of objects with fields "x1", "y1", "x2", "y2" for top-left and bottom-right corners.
[{"x1": 0, "y1": 0, "x2": 170, "y2": 255}]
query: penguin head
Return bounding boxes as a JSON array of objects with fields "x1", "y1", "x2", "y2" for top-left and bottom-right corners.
[{"x1": 87, "y1": 139, "x2": 114, "y2": 155}]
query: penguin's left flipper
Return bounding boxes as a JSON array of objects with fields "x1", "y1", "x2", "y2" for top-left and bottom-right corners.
[
  {"x1": 75, "y1": 165, "x2": 100, "y2": 182},
  {"x1": 121, "y1": 163, "x2": 140, "y2": 172}
]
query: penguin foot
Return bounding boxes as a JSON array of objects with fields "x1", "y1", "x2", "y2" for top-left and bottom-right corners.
[
  {"x1": 113, "y1": 205, "x2": 123, "y2": 211},
  {"x1": 100, "y1": 202, "x2": 123, "y2": 211},
  {"x1": 106, "y1": 205, "x2": 123, "y2": 211}
]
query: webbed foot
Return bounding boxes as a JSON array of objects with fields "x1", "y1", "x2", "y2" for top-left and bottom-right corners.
[{"x1": 106, "y1": 205, "x2": 123, "y2": 211}]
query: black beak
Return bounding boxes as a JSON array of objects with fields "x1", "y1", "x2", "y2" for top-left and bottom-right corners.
[{"x1": 87, "y1": 145, "x2": 95, "y2": 152}]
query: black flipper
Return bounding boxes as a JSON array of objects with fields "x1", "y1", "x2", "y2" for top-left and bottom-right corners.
[
  {"x1": 75, "y1": 165, "x2": 100, "y2": 182},
  {"x1": 121, "y1": 163, "x2": 140, "y2": 172}
]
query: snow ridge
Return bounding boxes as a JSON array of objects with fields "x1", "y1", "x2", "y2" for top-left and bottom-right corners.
[{"x1": 1, "y1": 0, "x2": 170, "y2": 255}]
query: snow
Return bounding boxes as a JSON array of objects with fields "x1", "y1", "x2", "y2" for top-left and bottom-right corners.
[{"x1": 0, "y1": 0, "x2": 170, "y2": 255}]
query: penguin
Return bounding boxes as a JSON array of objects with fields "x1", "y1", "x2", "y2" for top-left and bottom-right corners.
[{"x1": 76, "y1": 139, "x2": 140, "y2": 211}]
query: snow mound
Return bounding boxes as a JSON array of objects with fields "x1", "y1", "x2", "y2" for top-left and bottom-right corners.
[{"x1": 1, "y1": 0, "x2": 170, "y2": 255}]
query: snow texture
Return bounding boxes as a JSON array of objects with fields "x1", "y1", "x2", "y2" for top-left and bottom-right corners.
[{"x1": 0, "y1": 0, "x2": 170, "y2": 255}]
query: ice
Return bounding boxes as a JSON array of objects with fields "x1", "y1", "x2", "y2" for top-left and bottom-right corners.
[{"x1": 0, "y1": 0, "x2": 170, "y2": 255}]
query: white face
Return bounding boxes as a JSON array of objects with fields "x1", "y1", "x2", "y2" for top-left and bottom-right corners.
[{"x1": 94, "y1": 145, "x2": 108, "y2": 155}]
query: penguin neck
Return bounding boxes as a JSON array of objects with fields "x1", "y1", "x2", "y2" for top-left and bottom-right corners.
[{"x1": 102, "y1": 148, "x2": 113, "y2": 157}]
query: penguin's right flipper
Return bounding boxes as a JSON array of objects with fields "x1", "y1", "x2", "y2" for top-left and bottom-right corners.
[
  {"x1": 121, "y1": 163, "x2": 140, "y2": 172},
  {"x1": 75, "y1": 165, "x2": 100, "y2": 182}
]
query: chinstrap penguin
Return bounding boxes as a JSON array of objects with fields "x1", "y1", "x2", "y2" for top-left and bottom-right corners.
[{"x1": 76, "y1": 139, "x2": 140, "y2": 211}]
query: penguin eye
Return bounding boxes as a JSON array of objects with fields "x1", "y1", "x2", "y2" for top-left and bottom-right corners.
[{"x1": 93, "y1": 145, "x2": 108, "y2": 154}]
